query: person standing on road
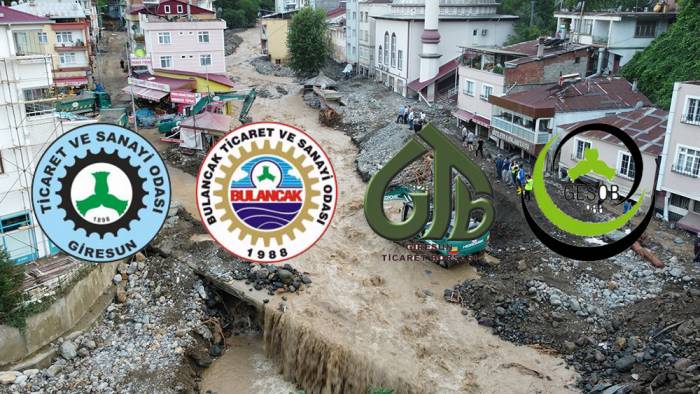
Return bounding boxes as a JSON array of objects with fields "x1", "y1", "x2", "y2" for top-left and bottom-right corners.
[
  {"x1": 518, "y1": 165, "x2": 526, "y2": 187},
  {"x1": 404, "y1": 106, "x2": 411, "y2": 123},
  {"x1": 408, "y1": 110, "x2": 415, "y2": 130},
  {"x1": 511, "y1": 162, "x2": 519, "y2": 186},
  {"x1": 495, "y1": 156, "x2": 503, "y2": 180},
  {"x1": 503, "y1": 160, "x2": 511, "y2": 184},
  {"x1": 396, "y1": 106, "x2": 405, "y2": 124},
  {"x1": 414, "y1": 118, "x2": 423, "y2": 132},
  {"x1": 467, "y1": 130, "x2": 476, "y2": 151},
  {"x1": 524, "y1": 175, "x2": 534, "y2": 201},
  {"x1": 475, "y1": 138, "x2": 484, "y2": 157}
]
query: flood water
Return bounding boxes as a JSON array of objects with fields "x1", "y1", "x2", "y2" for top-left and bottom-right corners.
[{"x1": 200, "y1": 335, "x2": 297, "y2": 394}]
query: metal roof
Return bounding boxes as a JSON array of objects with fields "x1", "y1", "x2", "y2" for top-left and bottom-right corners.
[
  {"x1": 12, "y1": 0, "x2": 86, "y2": 20},
  {"x1": 559, "y1": 107, "x2": 668, "y2": 156},
  {"x1": 0, "y1": 5, "x2": 52, "y2": 24}
]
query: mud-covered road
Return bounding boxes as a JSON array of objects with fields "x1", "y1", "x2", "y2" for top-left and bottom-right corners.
[{"x1": 161, "y1": 26, "x2": 579, "y2": 393}]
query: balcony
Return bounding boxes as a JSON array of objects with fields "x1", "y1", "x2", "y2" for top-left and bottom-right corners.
[
  {"x1": 492, "y1": 116, "x2": 551, "y2": 144},
  {"x1": 592, "y1": 35, "x2": 609, "y2": 45},
  {"x1": 671, "y1": 163, "x2": 700, "y2": 178},
  {"x1": 55, "y1": 42, "x2": 87, "y2": 51},
  {"x1": 681, "y1": 113, "x2": 700, "y2": 126}
]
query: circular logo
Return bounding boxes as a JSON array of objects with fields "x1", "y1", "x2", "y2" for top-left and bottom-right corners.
[
  {"x1": 32, "y1": 123, "x2": 171, "y2": 262},
  {"x1": 197, "y1": 122, "x2": 337, "y2": 263}
]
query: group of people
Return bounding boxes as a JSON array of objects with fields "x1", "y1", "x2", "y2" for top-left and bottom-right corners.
[
  {"x1": 495, "y1": 156, "x2": 533, "y2": 201},
  {"x1": 461, "y1": 126, "x2": 484, "y2": 157},
  {"x1": 396, "y1": 106, "x2": 427, "y2": 132}
]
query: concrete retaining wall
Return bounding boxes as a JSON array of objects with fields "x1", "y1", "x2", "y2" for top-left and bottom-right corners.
[{"x1": 0, "y1": 262, "x2": 118, "y2": 367}]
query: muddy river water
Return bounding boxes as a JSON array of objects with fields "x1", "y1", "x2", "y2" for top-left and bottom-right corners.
[{"x1": 147, "y1": 26, "x2": 579, "y2": 394}]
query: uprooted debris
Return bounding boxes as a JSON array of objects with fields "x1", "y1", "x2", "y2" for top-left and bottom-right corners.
[
  {"x1": 224, "y1": 30, "x2": 243, "y2": 56},
  {"x1": 250, "y1": 56, "x2": 295, "y2": 78}
]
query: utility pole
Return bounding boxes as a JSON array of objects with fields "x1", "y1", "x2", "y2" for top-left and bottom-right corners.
[
  {"x1": 125, "y1": 42, "x2": 138, "y2": 132},
  {"x1": 530, "y1": 0, "x2": 536, "y2": 26}
]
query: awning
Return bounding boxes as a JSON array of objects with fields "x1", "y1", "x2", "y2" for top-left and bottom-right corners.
[
  {"x1": 54, "y1": 76, "x2": 89, "y2": 87},
  {"x1": 677, "y1": 212, "x2": 700, "y2": 234},
  {"x1": 179, "y1": 111, "x2": 233, "y2": 136},
  {"x1": 452, "y1": 109, "x2": 491, "y2": 128},
  {"x1": 407, "y1": 58, "x2": 460, "y2": 92},
  {"x1": 121, "y1": 86, "x2": 169, "y2": 102}
]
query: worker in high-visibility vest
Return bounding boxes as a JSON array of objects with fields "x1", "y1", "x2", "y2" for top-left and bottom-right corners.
[
  {"x1": 510, "y1": 163, "x2": 519, "y2": 187},
  {"x1": 524, "y1": 174, "x2": 534, "y2": 201}
]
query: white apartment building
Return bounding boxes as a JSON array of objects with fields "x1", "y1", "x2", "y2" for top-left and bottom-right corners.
[
  {"x1": 658, "y1": 81, "x2": 700, "y2": 233},
  {"x1": 554, "y1": 5, "x2": 676, "y2": 73},
  {"x1": 357, "y1": 0, "x2": 390, "y2": 77},
  {"x1": 0, "y1": 8, "x2": 60, "y2": 263},
  {"x1": 373, "y1": 0, "x2": 517, "y2": 101},
  {"x1": 346, "y1": 0, "x2": 359, "y2": 65}
]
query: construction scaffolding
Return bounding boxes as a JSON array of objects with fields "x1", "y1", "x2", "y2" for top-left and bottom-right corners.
[{"x1": 0, "y1": 54, "x2": 68, "y2": 265}]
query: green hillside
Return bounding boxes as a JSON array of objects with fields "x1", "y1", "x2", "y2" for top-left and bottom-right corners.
[{"x1": 621, "y1": 0, "x2": 700, "y2": 109}]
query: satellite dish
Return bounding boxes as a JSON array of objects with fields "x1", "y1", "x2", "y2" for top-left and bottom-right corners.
[
  {"x1": 213, "y1": 96, "x2": 221, "y2": 101},
  {"x1": 72, "y1": 102, "x2": 79, "y2": 108}
]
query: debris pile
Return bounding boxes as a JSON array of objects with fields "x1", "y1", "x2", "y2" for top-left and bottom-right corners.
[
  {"x1": 250, "y1": 56, "x2": 295, "y2": 78},
  {"x1": 0, "y1": 253, "x2": 211, "y2": 393},
  {"x1": 224, "y1": 30, "x2": 243, "y2": 56}
]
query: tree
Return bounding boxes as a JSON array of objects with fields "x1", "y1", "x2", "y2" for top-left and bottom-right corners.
[
  {"x1": 0, "y1": 249, "x2": 25, "y2": 328},
  {"x1": 621, "y1": 0, "x2": 700, "y2": 109},
  {"x1": 288, "y1": 7, "x2": 329, "y2": 76},
  {"x1": 215, "y1": 0, "x2": 260, "y2": 28}
]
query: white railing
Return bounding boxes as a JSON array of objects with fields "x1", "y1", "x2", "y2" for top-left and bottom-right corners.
[{"x1": 492, "y1": 116, "x2": 535, "y2": 142}]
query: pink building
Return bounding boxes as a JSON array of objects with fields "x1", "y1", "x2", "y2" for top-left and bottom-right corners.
[
  {"x1": 658, "y1": 81, "x2": 700, "y2": 233},
  {"x1": 141, "y1": 13, "x2": 226, "y2": 74}
]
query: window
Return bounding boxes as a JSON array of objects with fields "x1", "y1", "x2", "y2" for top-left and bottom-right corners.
[
  {"x1": 618, "y1": 152, "x2": 636, "y2": 179},
  {"x1": 481, "y1": 29, "x2": 488, "y2": 36},
  {"x1": 390, "y1": 33, "x2": 396, "y2": 67},
  {"x1": 378, "y1": 45, "x2": 382, "y2": 64},
  {"x1": 463, "y1": 80, "x2": 475, "y2": 96},
  {"x1": 38, "y1": 32, "x2": 48, "y2": 44},
  {"x1": 56, "y1": 31, "x2": 73, "y2": 44},
  {"x1": 158, "y1": 32, "x2": 171, "y2": 44},
  {"x1": 635, "y1": 21, "x2": 656, "y2": 37},
  {"x1": 177, "y1": 4, "x2": 183, "y2": 13},
  {"x1": 574, "y1": 139, "x2": 591, "y2": 160},
  {"x1": 579, "y1": 19, "x2": 593, "y2": 35},
  {"x1": 670, "y1": 193, "x2": 690, "y2": 209},
  {"x1": 352, "y1": 12, "x2": 356, "y2": 20},
  {"x1": 674, "y1": 146, "x2": 700, "y2": 177},
  {"x1": 480, "y1": 84, "x2": 493, "y2": 100},
  {"x1": 59, "y1": 52, "x2": 76, "y2": 65},
  {"x1": 198, "y1": 31, "x2": 210, "y2": 43},
  {"x1": 684, "y1": 97, "x2": 700, "y2": 124},
  {"x1": 473, "y1": 29, "x2": 478, "y2": 36},
  {"x1": 164, "y1": 4, "x2": 171, "y2": 13},
  {"x1": 22, "y1": 87, "x2": 53, "y2": 117},
  {"x1": 0, "y1": 152, "x2": 3, "y2": 174},
  {"x1": 397, "y1": 49, "x2": 403, "y2": 70},
  {"x1": 694, "y1": 201, "x2": 700, "y2": 214},
  {"x1": 200, "y1": 54, "x2": 212, "y2": 66},
  {"x1": 383, "y1": 32, "x2": 389, "y2": 65},
  {"x1": 160, "y1": 55, "x2": 172, "y2": 68},
  {"x1": 0, "y1": 213, "x2": 31, "y2": 234}
]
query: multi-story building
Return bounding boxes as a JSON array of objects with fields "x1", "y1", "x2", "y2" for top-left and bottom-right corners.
[
  {"x1": 373, "y1": 0, "x2": 517, "y2": 101},
  {"x1": 12, "y1": 0, "x2": 93, "y2": 92},
  {"x1": 327, "y1": 6, "x2": 347, "y2": 64},
  {"x1": 345, "y1": 0, "x2": 358, "y2": 66},
  {"x1": 554, "y1": 3, "x2": 676, "y2": 73},
  {"x1": 260, "y1": 11, "x2": 297, "y2": 64},
  {"x1": 454, "y1": 38, "x2": 592, "y2": 138},
  {"x1": 488, "y1": 77, "x2": 651, "y2": 159},
  {"x1": 0, "y1": 7, "x2": 59, "y2": 263},
  {"x1": 140, "y1": 12, "x2": 226, "y2": 74},
  {"x1": 658, "y1": 81, "x2": 700, "y2": 233},
  {"x1": 274, "y1": 0, "x2": 315, "y2": 13},
  {"x1": 557, "y1": 107, "x2": 667, "y2": 206},
  {"x1": 357, "y1": 0, "x2": 390, "y2": 77},
  {"x1": 126, "y1": 0, "x2": 216, "y2": 61}
]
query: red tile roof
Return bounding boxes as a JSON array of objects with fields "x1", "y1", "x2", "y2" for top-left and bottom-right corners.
[
  {"x1": 129, "y1": 0, "x2": 214, "y2": 15},
  {"x1": 559, "y1": 107, "x2": 668, "y2": 156},
  {"x1": 407, "y1": 57, "x2": 460, "y2": 92},
  {"x1": 326, "y1": 7, "x2": 346, "y2": 18},
  {"x1": 495, "y1": 77, "x2": 652, "y2": 113},
  {"x1": 0, "y1": 5, "x2": 52, "y2": 24}
]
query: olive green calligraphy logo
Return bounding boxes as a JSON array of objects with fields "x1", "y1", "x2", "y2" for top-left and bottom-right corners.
[{"x1": 364, "y1": 124, "x2": 494, "y2": 241}]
